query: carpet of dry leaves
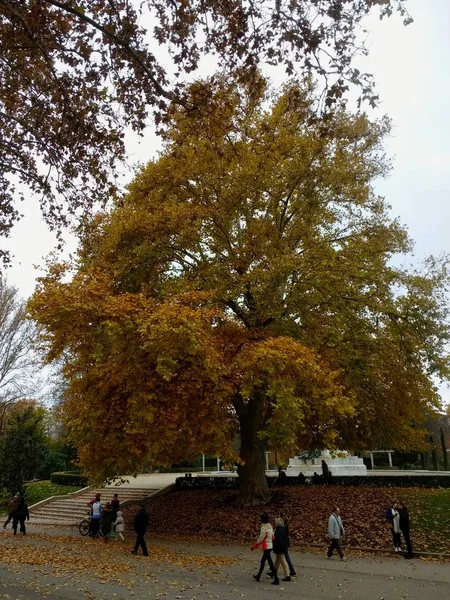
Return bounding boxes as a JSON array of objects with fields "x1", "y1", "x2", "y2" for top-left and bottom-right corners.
[{"x1": 122, "y1": 486, "x2": 450, "y2": 553}]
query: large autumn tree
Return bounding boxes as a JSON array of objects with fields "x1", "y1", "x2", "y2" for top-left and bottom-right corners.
[
  {"x1": 0, "y1": 0, "x2": 410, "y2": 260},
  {"x1": 29, "y1": 77, "x2": 449, "y2": 505}
]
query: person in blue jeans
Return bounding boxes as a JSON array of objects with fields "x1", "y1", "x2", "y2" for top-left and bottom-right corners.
[
  {"x1": 280, "y1": 511, "x2": 296, "y2": 576},
  {"x1": 90, "y1": 499, "x2": 102, "y2": 537}
]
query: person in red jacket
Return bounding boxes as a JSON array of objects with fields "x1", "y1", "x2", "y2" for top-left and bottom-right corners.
[{"x1": 251, "y1": 513, "x2": 279, "y2": 585}]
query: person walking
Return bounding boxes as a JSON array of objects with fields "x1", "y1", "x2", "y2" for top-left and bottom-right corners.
[
  {"x1": 251, "y1": 513, "x2": 279, "y2": 585},
  {"x1": 101, "y1": 501, "x2": 114, "y2": 543},
  {"x1": 113, "y1": 510, "x2": 125, "y2": 541},
  {"x1": 131, "y1": 504, "x2": 149, "y2": 556},
  {"x1": 272, "y1": 517, "x2": 291, "y2": 581},
  {"x1": 3, "y1": 495, "x2": 19, "y2": 529},
  {"x1": 398, "y1": 501, "x2": 413, "y2": 559},
  {"x1": 12, "y1": 497, "x2": 29, "y2": 535},
  {"x1": 327, "y1": 507, "x2": 346, "y2": 561},
  {"x1": 279, "y1": 510, "x2": 296, "y2": 576},
  {"x1": 390, "y1": 502, "x2": 402, "y2": 552},
  {"x1": 90, "y1": 497, "x2": 102, "y2": 537}
]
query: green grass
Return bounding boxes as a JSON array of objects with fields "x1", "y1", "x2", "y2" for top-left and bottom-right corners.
[
  {"x1": 0, "y1": 480, "x2": 83, "y2": 514},
  {"x1": 408, "y1": 488, "x2": 450, "y2": 552}
]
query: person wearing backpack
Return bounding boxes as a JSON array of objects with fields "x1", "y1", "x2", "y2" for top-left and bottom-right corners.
[{"x1": 327, "y1": 507, "x2": 346, "y2": 561}]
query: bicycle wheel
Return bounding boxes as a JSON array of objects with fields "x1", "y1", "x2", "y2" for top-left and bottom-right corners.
[{"x1": 79, "y1": 519, "x2": 90, "y2": 536}]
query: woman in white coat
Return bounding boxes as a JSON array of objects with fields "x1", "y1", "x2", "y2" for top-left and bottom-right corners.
[{"x1": 391, "y1": 503, "x2": 401, "y2": 552}]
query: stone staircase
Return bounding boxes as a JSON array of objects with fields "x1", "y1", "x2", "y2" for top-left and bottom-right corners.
[{"x1": 29, "y1": 487, "x2": 156, "y2": 526}]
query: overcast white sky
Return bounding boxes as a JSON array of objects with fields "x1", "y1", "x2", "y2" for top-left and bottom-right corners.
[{"x1": 3, "y1": 0, "x2": 450, "y2": 401}]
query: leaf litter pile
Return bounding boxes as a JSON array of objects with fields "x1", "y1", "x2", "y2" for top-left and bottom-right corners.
[{"x1": 122, "y1": 486, "x2": 450, "y2": 554}]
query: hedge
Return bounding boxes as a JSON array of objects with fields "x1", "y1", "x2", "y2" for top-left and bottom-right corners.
[
  {"x1": 175, "y1": 474, "x2": 450, "y2": 491},
  {"x1": 50, "y1": 472, "x2": 88, "y2": 487}
]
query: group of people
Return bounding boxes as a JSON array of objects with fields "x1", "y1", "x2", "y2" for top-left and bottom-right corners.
[
  {"x1": 87, "y1": 493, "x2": 149, "y2": 556},
  {"x1": 88, "y1": 492, "x2": 124, "y2": 542},
  {"x1": 251, "y1": 511, "x2": 296, "y2": 585},
  {"x1": 2, "y1": 495, "x2": 30, "y2": 535},
  {"x1": 251, "y1": 503, "x2": 413, "y2": 581},
  {"x1": 386, "y1": 501, "x2": 413, "y2": 559}
]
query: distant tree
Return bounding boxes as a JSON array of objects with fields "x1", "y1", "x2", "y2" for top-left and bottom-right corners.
[
  {"x1": 29, "y1": 77, "x2": 450, "y2": 505},
  {"x1": 0, "y1": 0, "x2": 410, "y2": 260},
  {"x1": 0, "y1": 279, "x2": 41, "y2": 433},
  {"x1": 0, "y1": 400, "x2": 49, "y2": 495}
]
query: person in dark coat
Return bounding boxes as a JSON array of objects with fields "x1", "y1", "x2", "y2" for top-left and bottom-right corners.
[
  {"x1": 3, "y1": 495, "x2": 19, "y2": 529},
  {"x1": 272, "y1": 517, "x2": 291, "y2": 581},
  {"x1": 131, "y1": 504, "x2": 149, "y2": 556},
  {"x1": 279, "y1": 510, "x2": 296, "y2": 576},
  {"x1": 111, "y1": 493, "x2": 120, "y2": 520},
  {"x1": 101, "y1": 502, "x2": 114, "y2": 543},
  {"x1": 398, "y1": 501, "x2": 413, "y2": 559},
  {"x1": 12, "y1": 498, "x2": 29, "y2": 535}
]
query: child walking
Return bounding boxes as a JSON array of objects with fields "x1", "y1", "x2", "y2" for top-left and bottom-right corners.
[{"x1": 113, "y1": 510, "x2": 125, "y2": 541}]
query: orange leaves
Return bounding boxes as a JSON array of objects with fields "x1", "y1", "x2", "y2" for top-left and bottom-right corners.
[{"x1": 29, "y1": 78, "x2": 450, "y2": 495}]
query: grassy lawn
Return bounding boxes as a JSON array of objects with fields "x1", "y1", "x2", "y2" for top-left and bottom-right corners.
[
  {"x1": 407, "y1": 488, "x2": 450, "y2": 552},
  {"x1": 0, "y1": 480, "x2": 82, "y2": 514}
]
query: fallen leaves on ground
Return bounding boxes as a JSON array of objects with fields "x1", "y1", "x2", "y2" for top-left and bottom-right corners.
[
  {"x1": 0, "y1": 532, "x2": 236, "y2": 582},
  {"x1": 121, "y1": 486, "x2": 450, "y2": 554}
]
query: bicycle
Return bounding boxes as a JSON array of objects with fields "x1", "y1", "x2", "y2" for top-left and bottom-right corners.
[{"x1": 79, "y1": 512, "x2": 104, "y2": 537}]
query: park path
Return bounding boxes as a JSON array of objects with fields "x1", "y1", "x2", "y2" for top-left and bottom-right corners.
[{"x1": 0, "y1": 527, "x2": 449, "y2": 600}]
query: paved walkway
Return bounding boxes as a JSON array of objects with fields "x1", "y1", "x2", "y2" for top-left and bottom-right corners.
[
  {"x1": 0, "y1": 527, "x2": 448, "y2": 600},
  {"x1": 104, "y1": 473, "x2": 180, "y2": 488}
]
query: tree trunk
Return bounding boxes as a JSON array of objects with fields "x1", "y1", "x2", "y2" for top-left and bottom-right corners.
[
  {"x1": 235, "y1": 394, "x2": 271, "y2": 506},
  {"x1": 430, "y1": 436, "x2": 439, "y2": 471},
  {"x1": 440, "y1": 428, "x2": 448, "y2": 471}
]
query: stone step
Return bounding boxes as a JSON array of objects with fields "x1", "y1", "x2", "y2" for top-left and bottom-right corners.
[
  {"x1": 28, "y1": 486, "x2": 159, "y2": 526},
  {"x1": 44, "y1": 493, "x2": 153, "y2": 506}
]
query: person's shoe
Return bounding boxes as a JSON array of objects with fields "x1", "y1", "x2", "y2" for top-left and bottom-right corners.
[
  {"x1": 394, "y1": 547, "x2": 399, "y2": 552},
  {"x1": 131, "y1": 550, "x2": 137, "y2": 555},
  {"x1": 396, "y1": 547, "x2": 402, "y2": 552},
  {"x1": 290, "y1": 571, "x2": 297, "y2": 576},
  {"x1": 340, "y1": 557, "x2": 347, "y2": 562},
  {"x1": 143, "y1": 553, "x2": 149, "y2": 557},
  {"x1": 282, "y1": 576, "x2": 291, "y2": 581},
  {"x1": 253, "y1": 575, "x2": 260, "y2": 582},
  {"x1": 327, "y1": 555, "x2": 331, "y2": 559},
  {"x1": 271, "y1": 579, "x2": 279, "y2": 585}
]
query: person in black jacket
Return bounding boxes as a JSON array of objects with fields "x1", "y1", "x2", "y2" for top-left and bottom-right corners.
[
  {"x1": 111, "y1": 493, "x2": 120, "y2": 520},
  {"x1": 280, "y1": 510, "x2": 296, "y2": 576},
  {"x1": 131, "y1": 504, "x2": 149, "y2": 556},
  {"x1": 398, "y1": 501, "x2": 413, "y2": 559},
  {"x1": 12, "y1": 497, "x2": 29, "y2": 535},
  {"x1": 272, "y1": 517, "x2": 291, "y2": 582}
]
